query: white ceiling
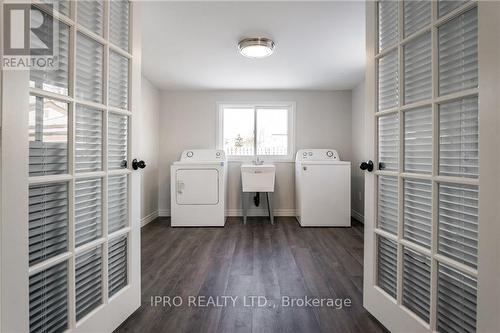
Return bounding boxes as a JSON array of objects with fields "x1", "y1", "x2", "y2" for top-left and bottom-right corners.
[{"x1": 141, "y1": 1, "x2": 365, "y2": 91}]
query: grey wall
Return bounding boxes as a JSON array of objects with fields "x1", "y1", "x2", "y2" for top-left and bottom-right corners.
[
  {"x1": 351, "y1": 80, "x2": 365, "y2": 222},
  {"x1": 158, "y1": 90, "x2": 353, "y2": 215},
  {"x1": 139, "y1": 76, "x2": 160, "y2": 223}
]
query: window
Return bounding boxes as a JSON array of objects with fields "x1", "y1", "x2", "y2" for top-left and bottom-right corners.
[{"x1": 217, "y1": 103, "x2": 295, "y2": 161}]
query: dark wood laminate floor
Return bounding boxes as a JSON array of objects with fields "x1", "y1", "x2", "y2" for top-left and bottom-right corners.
[{"x1": 115, "y1": 217, "x2": 388, "y2": 333}]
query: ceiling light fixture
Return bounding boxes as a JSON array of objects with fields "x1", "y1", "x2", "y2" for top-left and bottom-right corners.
[{"x1": 238, "y1": 37, "x2": 275, "y2": 58}]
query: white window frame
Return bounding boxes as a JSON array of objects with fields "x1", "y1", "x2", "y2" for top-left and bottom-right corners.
[{"x1": 216, "y1": 102, "x2": 296, "y2": 162}]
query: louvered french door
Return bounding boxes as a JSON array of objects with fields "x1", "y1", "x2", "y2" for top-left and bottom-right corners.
[
  {"x1": 1, "y1": 1, "x2": 142, "y2": 332},
  {"x1": 363, "y1": 1, "x2": 500, "y2": 332}
]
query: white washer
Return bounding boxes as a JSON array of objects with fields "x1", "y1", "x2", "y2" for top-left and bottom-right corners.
[
  {"x1": 295, "y1": 149, "x2": 351, "y2": 227},
  {"x1": 171, "y1": 149, "x2": 227, "y2": 227}
]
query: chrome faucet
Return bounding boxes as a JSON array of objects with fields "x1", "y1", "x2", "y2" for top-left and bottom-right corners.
[{"x1": 252, "y1": 157, "x2": 264, "y2": 165}]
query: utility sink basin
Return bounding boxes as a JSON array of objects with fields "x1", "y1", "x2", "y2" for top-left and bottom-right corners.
[{"x1": 241, "y1": 164, "x2": 276, "y2": 192}]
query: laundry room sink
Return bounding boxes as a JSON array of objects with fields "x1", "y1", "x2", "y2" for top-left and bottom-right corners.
[{"x1": 241, "y1": 164, "x2": 276, "y2": 192}]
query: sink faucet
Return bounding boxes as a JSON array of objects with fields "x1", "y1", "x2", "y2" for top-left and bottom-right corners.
[{"x1": 253, "y1": 157, "x2": 264, "y2": 165}]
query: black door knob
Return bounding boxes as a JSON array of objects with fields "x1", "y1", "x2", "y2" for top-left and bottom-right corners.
[
  {"x1": 360, "y1": 160, "x2": 374, "y2": 172},
  {"x1": 132, "y1": 159, "x2": 146, "y2": 170}
]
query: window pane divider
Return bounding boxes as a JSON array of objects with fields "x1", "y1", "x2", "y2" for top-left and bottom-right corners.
[
  {"x1": 400, "y1": 100, "x2": 432, "y2": 112},
  {"x1": 400, "y1": 239, "x2": 432, "y2": 257},
  {"x1": 434, "y1": 175, "x2": 479, "y2": 186},
  {"x1": 400, "y1": 173, "x2": 432, "y2": 181},
  {"x1": 374, "y1": 170, "x2": 399, "y2": 177},
  {"x1": 75, "y1": 171, "x2": 107, "y2": 179},
  {"x1": 29, "y1": 88, "x2": 72, "y2": 102},
  {"x1": 109, "y1": 43, "x2": 133, "y2": 59},
  {"x1": 434, "y1": 254, "x2": 478, "y2": 278},
  {"x1": 28, "y1": 174, "x2": 73, "y2": 185},
  {"x1": 74, "y1": 99, "x2": 107, "y2": 111},
  {"x1": 435, "y1": 88, "x2": 479, "y2": 104},
  {"x1": 74, "y1": 237, "x2": 106, "y2": 255},
  {"x1": 76, "y1": 25, "x2": 108, "y2": 47},
  {"x1": 108, "y1": 169, "x2": 131, "y2": 176},
  {"x1": 401, "y1": 27, "x2": 432, "y2": 47},
  {"x1": 374, "y1": 228, "x2": 398, "y2": 242},
  {"x1": 434, "y1": 1, "x2": 478, "y2": 28},
  {"x1": 28, "y1": 252, "x2": 72, "y2": 276},
  {"x1": 108, "y1": 227, "x2": 131, "y2": 241},
  {"x1": 375, "y1": 44, "x2": 398, "y2": 59},
  {"x1": 31, "y1": 2, "x2": 75, "y2": 27},
  {"x1": 108, "y1": 106, "x2": 132, "y2": 116},
  {"x1": 375, "y1": 107, "x2": 399, "y2": 117}
]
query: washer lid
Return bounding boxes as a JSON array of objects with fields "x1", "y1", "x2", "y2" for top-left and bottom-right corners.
[
  {"x1": 295, "y1": 149, "x2": 341, "y2": 162},
  {"x1": 178, "y1": 149, "x2": 226, "y2": 162}
]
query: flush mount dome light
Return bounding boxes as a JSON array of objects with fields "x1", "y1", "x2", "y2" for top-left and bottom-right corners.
[{"x1": 238, "y1": 37, "x2": 275, "y2": 58}]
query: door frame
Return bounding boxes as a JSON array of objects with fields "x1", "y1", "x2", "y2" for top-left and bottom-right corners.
[
  {"x1": 363, "y1": 1, "x2": 500, "y2": 332},
  {"x1": 0, "y1": 1, "x2": 142, "y2": 332}
]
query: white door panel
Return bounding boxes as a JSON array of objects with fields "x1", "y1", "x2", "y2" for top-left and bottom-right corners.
[{"x1": 176, "y1": 169, "x2": 219, "y2": 205}]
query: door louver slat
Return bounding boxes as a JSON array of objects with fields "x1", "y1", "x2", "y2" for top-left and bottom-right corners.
[
  {"x1": 378, "y1": 0, "x2": 398, "y2": 52},
  {"x1": 404, "y1": 0, "x2": 431, "y2": 37},
  {"x1": 108, "y1": 113, "x2": 128, "y2": 170},
  {"x1": 438, "y1": 7, "x2": 477, "y2": 96},
  {"x1": 437, "y1": 263, "x2": 477, "y2": 333},
  {"x1": 378, "y1": 113, "x2": 399, "y2": 171},
  {"x1": 378, "y1": 51, "x2": 399, "y2": 111},
  {"x1": 378, "y1": 176, "x2": 398, "y2": 235},
  {"x1": 377, "y1": 236, "x2": 397, "y2": 299},
  {"x1": 75, "y1": 178, "x2": 102, "y2": 247},
  {"x1": 77, "y1": 0, "x2": 104, "y2": 36},
  {"x1": 404, "y1": 179, "x2": 432, "y2": 249},
  {"x1": 108, "y1": 175, "x2": 128, "y2": 234},
  {"x1": 29, "y1": 261, "x2": 68, "y2": 333},
  {"x1": 404, "y1": 32, "x2": 431, "y2": 104},
  {"x1": 405, "y1": 106, "x2": 432, "y2": 174},
  {"x1": 110, "y1": 0, "x2": 130, "y2": 51},
  {"x1": 109, "y1": 51, "x2": 129, "y2": 109},
  {"x1": 76, "y1": 246, "x2": 102, "y2": 321},
  {"x1": 439, "y1": 97, "x2": 478, "y2": 178},
  {"x1": 403, "y1": 248, "x2": 431, "y2": 323},
  {"x1": 76, "y1": 32, "x2": 104, "y2": 103},
  {"x1": 438, "y1": 183, "x2": 478, "y2": 269},
  {"x1": 29, "y1": 183, "x2": 68, "y2": 266},
  {"x1": 76, "y1": 105, "x2": 103, "y2": 173},
  {"x1": 108, "y1": 235, "x2": 128, "y2": 297}
]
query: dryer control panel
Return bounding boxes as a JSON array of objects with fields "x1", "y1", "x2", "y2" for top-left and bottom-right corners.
[
  {"x1": 295, "y1": 149, "x2": 340, "y2": 161},
  {"x1": 180, "y1": 149, "x2": 226, "y2": 161}
]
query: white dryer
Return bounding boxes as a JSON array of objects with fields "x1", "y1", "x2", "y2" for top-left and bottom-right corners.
[
  {"x1": 295, "y1": 149, "x2": 351, "y2": 227},
  {"x1": 170, "y1": 149, "x2": 227, "y2": 227}
]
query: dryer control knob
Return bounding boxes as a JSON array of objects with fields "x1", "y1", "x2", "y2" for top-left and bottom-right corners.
[
  {"x1": 186, "y1": 151, "x2": 194, "y2": 158},
  {"x1": 326, "y1": 151, "x2": 334, "y2": 158}
]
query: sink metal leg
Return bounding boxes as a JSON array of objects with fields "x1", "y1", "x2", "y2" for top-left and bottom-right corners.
[
  {"x1": 266, "y1": 192, "x2": 275, "y2": 225},
  {"x1": 242, "y1": 192, "x2": 248, "y2": 224}
]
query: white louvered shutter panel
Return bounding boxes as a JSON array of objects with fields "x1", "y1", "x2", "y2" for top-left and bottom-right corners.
[
  {"x1": 378, "y1": 113, "x2": 399, "y2": 171},
  {"x1": 404, "y1": 106, "x2": 432, "y2": 174},
  {"x1": 108, "y1": 235, "x2": 128, "y2": 297},
  {"x1": 404, "y1": 0, "x2": 431, "y2": 37},
  {"x1": 378, "y1": 51, "x2": 399, "y2": 111},
  {"x1": 29, "y1": 183, "x2": 68, "y2": 266},
  {"x1": 438, "y1": 0, "x2": 469, "y2": 17},
  {"x1": 110, "y1": 0, "x2": 130, "y2": 51},
  {"x1": 378, "y1": 0, "x2": 398, "y2": 52},
  {"x1": 29, "y1": 261, "x2": 68, "y2": 333},
  {"x1": 404, "y1": 179, "x2": 432, "y2": 249},
  {"x1": 404, "y1": 32, "x2": 431, "y2": 104},
  {"x1": 438, "y1": 8, "x2": 478, "y2": 96},
  {"x1": 109, "y1": 51, "x2": 129, "y2": 109},
  {"x1": 76, "y1": 32, "x2": 104, "y2": 103},
  {"x1": 378, "y1": 176, "x2": 398, "y2": 235},
  {"x1": 30, "y1": 17, "x2": 69, "y2": 96},
  {"x1": 108, "y1": 175, "x2": 128, "y2": 233},
  {"x1": 438, "y1": 183, "x2": 478, "y2": 269},
  {"x1": 29, "y1": 97, "x2": 69, "y2": 177},
  {"x1": 108, "y1": 113, "x2": 128, "y2": 170},
  {"x1": 437, "y1": 264, "x2": 477, "y2": 333},
  {"x1": 377, "y1": 236, "x2": 397, "y2": 299},
  {"x1": 403, "y1": 248, "x2": 431, "y2": 323},
  {"x1": 439, "y1": 97, "x2": 478, "y2": 178},
  {"x1": 75, "y1": 247, "x2": 103, "y2": 321},
  {"x1": 76, "y1": 105, "x2": 102, "y2": 173},
  {"x1": 75, "y1": 179, "x2": 102, "y2": 247},
  {"x1": 77, "y1": 1, "x2": 104, "y2": 36}
]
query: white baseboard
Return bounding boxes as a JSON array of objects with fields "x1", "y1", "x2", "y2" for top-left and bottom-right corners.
[
  {"x1": 225, "y1": 208, "x2": 296, "y2": 217},
  {"x1": 351, "y1": 209, "x2": 364, "y2": 223},
  {"x1": 158, "y1": 209, "x2": 171, "y2": 217},
  {"x1": 141, "y1": 210, "x2": 159, "y2": 227}
]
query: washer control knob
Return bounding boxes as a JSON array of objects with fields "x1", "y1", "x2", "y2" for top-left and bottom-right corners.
[
  {"x1": 186, "y1": 151, "x2": 194, "y2": 158},
  {"x1": 327, "y1": 151, "x2": 334, "y2": 158},
  {"x1": 308, "y1": 152, "x2": 313, "y2": 156},
  {"x1": 302, "y1": 152, "x2": 307, "y2": 156}
]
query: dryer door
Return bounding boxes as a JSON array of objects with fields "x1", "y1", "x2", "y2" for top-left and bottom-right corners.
[{"x1": 176, "y1": 169, "x2": 219, "y2": 205}]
